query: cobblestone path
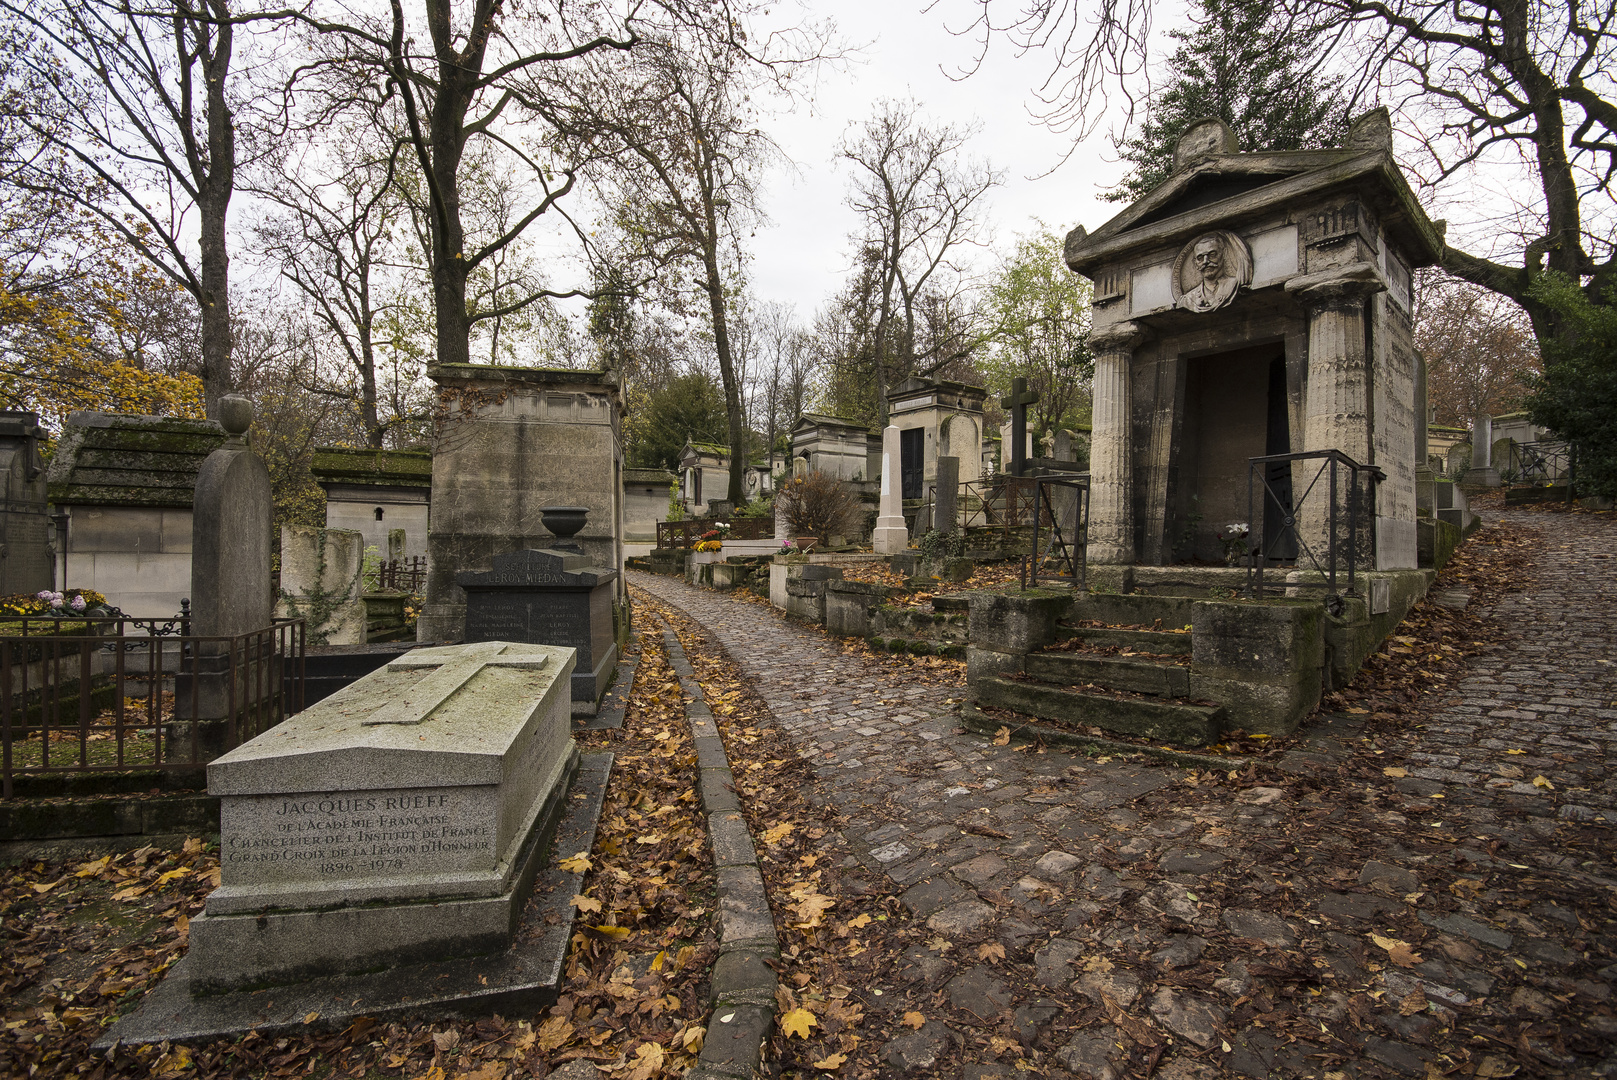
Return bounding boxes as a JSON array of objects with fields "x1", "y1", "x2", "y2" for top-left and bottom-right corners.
[{"x1": 628, "y1": 508, "x2": 1617, "y2": 1079}]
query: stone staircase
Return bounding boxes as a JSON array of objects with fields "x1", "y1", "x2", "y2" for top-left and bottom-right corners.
[{"x1": 967, "y1": 592, "x2": 1231, "y2": 746}]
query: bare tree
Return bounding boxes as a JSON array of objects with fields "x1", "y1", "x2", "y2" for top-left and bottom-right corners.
[
  {"x1": 839, "y1": 100, "x2": 1000, "y2": 422},
  {"x1": 4, "y1": 0, "x2": 262, "y2": 412},
  {"x1": 257, "y1": 135, "x2": 409, "y2": 447},
  {"x1": 546, "y1": 17, "x2": 830, "y2": 504},
  {"x1": 1414, "y1": 272, "x2": 1541, "y2": 425},
  {"x1": 752, "y1": 301, "x2": 815, "y2": 471}
]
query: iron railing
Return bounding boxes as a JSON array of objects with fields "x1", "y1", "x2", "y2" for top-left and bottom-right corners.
[
  {"x1": 1024, "y1": 475, "x2": 1091, "y2": 589},
  {"x1": 1246, "y1": 450, "x2": 1383, "y2": 604},
  {"x1": 1508, "y1": 440, "x2": 1574, "y2": 485},
  {"x1": 1, "y1": 617, "x2": 305, "y2": 796},
  {"x1": 365, "y1": 556, "x2": 428, "y2": 593},
  {"x1": 655, "y1": 518, "x2": 774, "y2": 548}
]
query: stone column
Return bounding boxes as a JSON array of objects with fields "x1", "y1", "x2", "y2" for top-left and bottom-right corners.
[
  {"x1": 935, "y1": 456, "x2": 960, "y2": 534},
  {"x1": 1287, "y1": 267, "x2": 1384, "y2": 561},
  {"x1": 1465, "y1": 412, "x2": 1501, "y2": 487},
  {"x1": 1086, "y1": 321, "x2": 1147, "y2": 565},
  {"x1": 872, "y1": 425, "x2": 908, "y2": 554}
]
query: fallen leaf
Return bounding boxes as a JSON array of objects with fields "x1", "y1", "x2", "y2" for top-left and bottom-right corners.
[
  {"x1": 304, "y1": 1011, "x2": 320, "y2": 1024},
  {"x1": 558, "y1": 852, "x2": 592, "y2": 873},
  {"x1": 535, "y1": 1016, "x2": 573, "y2": 1052},
  {"x1": 410, "y1": 1069, "x2": 445, "y2": 1080},
  {"x1": 761, "y1": 822, "x2": 795, "y2": 845},
  {"x1": 992, "y1": 725, "x2": 1012, "y2": 746},
  {"x1": 681, "y1": 1025, "x2": 705, "y2": 1052},
  {"x1": 457, "y1": 1063, "x2": 506, "y2": 1080},
  {"x1": 588, "y1": 923, "x2": 631, "y2": 941},
  {"x1": 1369, "y1": 933, "x2": 1422, "y2": 967},
  {"x1": 977, "y1": 942, "x2": 1006, "y2": 964},
  {"x1": 623, "y1": 1042, "x2": 663, "y2": 1080},
  {"x1": 811, "y1": 1052, "x2": 848, "y2": 1069},
  {"x1": 1398, "y1": 990, "x2": 1427, "y2": 1016},
  {"x1": 1532, "y1": 775, "x2": 1554, "y2": 790},
  {"x1": 902, "y1": 1011, "x2": 927, "y2": 1029},
  {"x1": 780, "y1": 1007, "x2": 817, "y2": 1038},
  {"x1": 1382, "y1": 767, "x2": 1408, "y2": 778},
  {"x1": 1504, "y1": 749, "x2": 1527, "y2": 755},
  {"x1": 847, "y1": 914, "x2": 872, "y2": 929},
  {"x1": 570, "y1": 894, "x2": 603, "y2": 914},
  {"x1": 75, "y1": 856, "x2": 112, "y2": 879}
]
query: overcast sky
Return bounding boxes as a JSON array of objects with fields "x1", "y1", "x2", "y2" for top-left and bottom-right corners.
[{"x1": 739, "y1": 0, "x2": 1133, "y2": 323}]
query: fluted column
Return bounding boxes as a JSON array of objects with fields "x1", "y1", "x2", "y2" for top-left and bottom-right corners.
[
  {"x1": 1286, "y1": 266, "x2": 1384, "y2": 561},
  {"x1": 1086, "y1": 321, "x2": 1148, "y2": 565}
]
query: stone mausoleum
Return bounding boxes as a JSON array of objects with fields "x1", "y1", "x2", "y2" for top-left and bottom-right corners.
[
  {"x1": 1064, "y1": 110, "x2": 1441, "y2": 570},
  {"x1": 886, "y1": 376, "x2": 987, "y2": 500},
  {"x1": 311, "y1": 446, "x2": 433, "y2": 560},
  {"x1": 418, "y1": 366, "x2": 625, "y2": 643}
]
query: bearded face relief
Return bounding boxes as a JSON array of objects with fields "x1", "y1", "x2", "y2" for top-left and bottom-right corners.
[{"x1": 1172, "y1": 231, "x2": 1252, "y2": 313}]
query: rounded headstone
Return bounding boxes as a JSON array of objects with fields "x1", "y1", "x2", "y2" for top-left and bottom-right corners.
[{"x1": 217, "y1": 394, "x2": 253, "y2": 437}]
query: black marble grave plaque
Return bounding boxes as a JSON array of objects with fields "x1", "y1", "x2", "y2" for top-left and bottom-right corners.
[{"x1": 457, "y1": 549, "x2": 619, "y2": 710}]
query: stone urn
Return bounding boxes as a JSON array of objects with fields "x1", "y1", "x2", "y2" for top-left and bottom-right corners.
[{"x1": 540, "y1": 506, "x2": 589, "y2": 540}]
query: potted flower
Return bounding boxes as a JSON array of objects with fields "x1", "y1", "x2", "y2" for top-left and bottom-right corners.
[{"x1": 1218, "y1": 523, "x2": 1250, "y2": 567}]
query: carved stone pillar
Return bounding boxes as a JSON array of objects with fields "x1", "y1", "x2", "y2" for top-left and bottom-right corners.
[
  {"x1": 1286, "y1": 266, "x2": 1384, "y2": 562},
  {"x1": 1465, "y1": 412, "x2": 1500, "y2": 487},
  {"x1": 1086, "y1": 321, "x2": 1148, "y2": 565}
]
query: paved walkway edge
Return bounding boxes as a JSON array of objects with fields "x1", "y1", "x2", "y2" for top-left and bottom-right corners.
[{"x1": 659, "y1": 627, "x2": 780, "y2": 1080}]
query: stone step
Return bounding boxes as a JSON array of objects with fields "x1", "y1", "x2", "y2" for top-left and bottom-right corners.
[
  {"x1": 1025, "y1": 651, "x2": 1190, "y2": 696},
  {"x1": 1069, "y1": 592, "x2": 1198, "y2": 627},
  {"x1": 1056, "y1": 626, "x2": 1193, "y2": 655},
  {"x1": 972, "y1": 675, "x2": 1223, "y2": 746}
]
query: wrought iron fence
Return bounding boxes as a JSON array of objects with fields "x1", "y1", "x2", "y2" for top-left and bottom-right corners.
[
  {"x1": 655, "y1": 518, "x2": 774, "y2": 548},
  {"x1": 364, "y1": 556, "x2": 428, "y2": 593},
  {"x1": 1, "y1": 617, "x2": 305, "y2": 796},
  {"x1": 1508, "y1": 440, "x2": 1574, "y2": 485},
  {"x1": 1024, "y1": 475, "x2": 1091, "y2": 589},
  {"x1": 960, "y1": 476, "x2": 1049, "y2": 531},
  {"x1": 1245, "y1": 450, "x2": 1383, "y2": 603}
]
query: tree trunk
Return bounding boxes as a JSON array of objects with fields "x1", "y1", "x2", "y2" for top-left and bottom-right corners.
[{"x1": 197, "y1": 2, "x2": 237, "y2": 415}]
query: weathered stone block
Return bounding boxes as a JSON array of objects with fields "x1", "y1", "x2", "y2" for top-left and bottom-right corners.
[
  {"x1": 1189, "y1": 599, "x2": 1323, "y2": 734},
  {"x1": 825, "y1": 580, "x2": 888, "y2": 638},
  {"x1": 967, "y1": 589, "x2": 1073, "y2": 653}
]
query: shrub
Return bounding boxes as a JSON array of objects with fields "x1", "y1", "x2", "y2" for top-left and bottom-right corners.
[{"x1": 777, "y1": 470, "x2": 863, "y2": 540}]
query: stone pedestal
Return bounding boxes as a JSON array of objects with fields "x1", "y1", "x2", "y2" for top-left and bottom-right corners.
[
  {"x1": 457, "y1": 549, "x2": 618, "y2": 713},
  {"x1": 189, "y1": 640, "x2": 578, "y2": 994},
  {"x1": 276, "y1": 525, "x2": 367, "y2": 645},
  {"x1": 1463, "y1": 412, "x2": 1501, "y2": 487},
  {"x1": 871, "y1": 425, "x2": 908, "y2": 555},
  {"x1": 1087, "y1": 322, "x2": 1146, "y2": 564}
]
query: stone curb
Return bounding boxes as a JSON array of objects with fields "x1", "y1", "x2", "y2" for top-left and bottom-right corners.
[{"x1": 658, "y1": 628, "x2": 779, "y2": 1080}]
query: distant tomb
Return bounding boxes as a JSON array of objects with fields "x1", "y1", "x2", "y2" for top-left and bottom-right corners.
[
  {"x1": 311, "y1": 446, "x2": 432, "y2": 560},
  {"x1": 458, "y1": 549, "x2": 619, "y2": 713},
  {"x1": 45, "y1": 412, "x2": 226, "y2": 614},
  {"x1": 791, "y1": 414, "x2": 878, "y2": 481},
  {"x1": 0, "y1": 412, "x2": 50, "y2": 596},
  {"x1": 886, "y1": 376, "x2": 987, "y2": 500}
]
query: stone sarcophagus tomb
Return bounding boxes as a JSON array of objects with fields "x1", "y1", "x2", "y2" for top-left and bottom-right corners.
[
  {"x1": 1064, "y1": 110, "x2": 1441, "y2": 571},
  {"x1": 187, "y1": 640, "x2": 578, "y2": 993}
]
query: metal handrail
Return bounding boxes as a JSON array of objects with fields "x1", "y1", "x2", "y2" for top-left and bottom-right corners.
[{"x1": 1246, "y1": 449, "x2": 1383, "y2": 603}]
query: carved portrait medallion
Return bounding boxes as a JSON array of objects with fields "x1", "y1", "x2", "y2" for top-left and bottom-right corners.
[{"x1": 1171, "y1": 230, "x2": 1253, "y2": 313}]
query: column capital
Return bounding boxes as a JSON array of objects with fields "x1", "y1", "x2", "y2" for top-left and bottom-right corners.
[
  {"x1": 1284, "y1": 262, "x2": 1386, "y2": 309},
  {"x1": 1088, "y1": 320, "x2": 1151, "y2": 356}
]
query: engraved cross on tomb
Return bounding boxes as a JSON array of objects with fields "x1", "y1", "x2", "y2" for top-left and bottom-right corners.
[{"x1": 362, "y1": 641, "x2": 548, "y2": 726}]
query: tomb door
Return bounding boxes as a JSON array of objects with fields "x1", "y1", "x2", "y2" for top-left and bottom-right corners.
[
  {"x1": 900, "y1": 427, "x2": 924, "y2": 501},
  {"x1": 1173, "y1": 344, "x2": 1292, "y2": 563}
]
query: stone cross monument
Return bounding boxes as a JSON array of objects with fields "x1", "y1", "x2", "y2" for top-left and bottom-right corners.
[{"x1": 1000, "y1": 378, "x2": 1039, "y2": 477}]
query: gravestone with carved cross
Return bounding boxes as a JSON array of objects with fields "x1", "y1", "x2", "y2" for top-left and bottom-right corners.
[
  {"x1": 188, "y1": 639, "x2": 581, "y2": 994},
  {"x1": 1000, "y1": 377, "x2": 1040, "y2": 477}
]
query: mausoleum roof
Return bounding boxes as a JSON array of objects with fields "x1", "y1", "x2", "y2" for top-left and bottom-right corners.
[
  {"x1": 310, "y1": 446, "x2": 433, "y2": 491},
  {"x1": 793, "y1": 413, "x2": 871, "y2": 434},
  {"x1": 46, "y1": 412, "x2": 225, "y2": 509},
  {"x1": 1065, "y1": 110, "x2": 1445, "y2": 278}
]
